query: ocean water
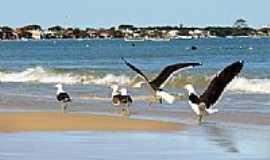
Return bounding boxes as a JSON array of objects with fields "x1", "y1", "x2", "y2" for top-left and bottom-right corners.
[
  {"x1": 0, "y1": 38, "x2": 270, "y2": 159},
  {"x1": 0, "y1": 38, "x2": 270, "y2": 112},
  {"x1": 0, "y1": 38, "x2": 270, "y2": 87}
]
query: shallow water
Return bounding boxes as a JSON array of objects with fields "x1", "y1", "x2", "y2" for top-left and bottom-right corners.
[{"x1": 0, "y1": 123, "x2": 269, "y2": 160}]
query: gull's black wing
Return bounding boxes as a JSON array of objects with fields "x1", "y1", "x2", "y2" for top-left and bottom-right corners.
[
  {"x1": 150, "y1": 62, "x2": 201, "y2": 89},
  {"x1": 199, "y1": 61, "x2": 244, "y2": 108},
  {"x1": 121, "y1": 57, "x2": 149, "y2": 82}
]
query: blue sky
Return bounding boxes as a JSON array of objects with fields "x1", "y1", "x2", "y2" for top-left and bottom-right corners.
[{"x1": 1, "y1": 0, "x2": 269, "y2": 28}]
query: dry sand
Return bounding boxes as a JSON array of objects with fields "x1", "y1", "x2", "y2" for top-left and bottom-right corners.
[{"x1": 0, "y1": 112, "x2": 184, "y2": 132}]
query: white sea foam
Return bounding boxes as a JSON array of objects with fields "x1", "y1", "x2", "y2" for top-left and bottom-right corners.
[
  {"x1": 0, "y1": 67, "x2": 131, "y2": 85},
  {"x1": 0, "y1": 67, "x2": 79, "y2": 84},
  {"x1": 0, "y1": 67, "x2": 269, "y2": 94},
  {"x1": 88, "y1": 74, "x2": 131, "y2": 85},
  {"x1": 228, "y1": 77, "x2": 270, "y2": 94}
]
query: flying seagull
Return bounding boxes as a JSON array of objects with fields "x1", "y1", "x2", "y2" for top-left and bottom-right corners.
[
  {"x1": 184, "y1": 60, "x2": 244, "y2": 123},
  {"x1": 121, "y1": 57, "x2": 201, "y2": 104},
  {"x1": 55, "y1": 83, "x2": 72, "y2": 112}
]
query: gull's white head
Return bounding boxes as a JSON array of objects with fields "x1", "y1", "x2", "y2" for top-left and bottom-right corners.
[
  {"x1": 110, "y1": 85, "x2": 119, "y2": 91},
  {"x1": 55, "y1": 83, "x2": 63, "y2": 89},
  {"x1": 55, "y1": 83, "x2": 64, "y2": 94},
  {"x1": 184, "y1": 84, "x2": 196, "y2": 95},
  {"x1": 120, "y1": 88, "x2": 128, "y2": 96}
]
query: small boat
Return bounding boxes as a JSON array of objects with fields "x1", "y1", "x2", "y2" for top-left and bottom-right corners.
[
  {"x1": 124, "y1": 38, "x2": 145, "y2": 42},
  {"x1": 148, "y1": 38, "x2": 171, "y2": 42},
  {"x1": 175, "y1": 36, "x2": 193, "y2": 40}
]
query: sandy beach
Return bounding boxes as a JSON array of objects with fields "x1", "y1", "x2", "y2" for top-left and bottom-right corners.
[{"x1": 0, "y1": 112, "x2": 184, "y2": 132}]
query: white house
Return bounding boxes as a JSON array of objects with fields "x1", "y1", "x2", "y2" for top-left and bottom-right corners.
[{"x1": 28, "y1": 30, "x2": 42, "y2": 40}]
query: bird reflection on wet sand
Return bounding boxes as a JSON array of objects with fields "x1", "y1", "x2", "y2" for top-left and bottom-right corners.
[{"x1": 203, "y1": 123, "x2": 239, "y2": 153}]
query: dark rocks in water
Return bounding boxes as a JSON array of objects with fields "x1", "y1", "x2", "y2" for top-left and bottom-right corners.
[
  {"x1": 191, "y1": 46, "x2": 197, "y2": 50},
  {"x1": 186, "y1": 46, "x2": 198, "y2": 51}
]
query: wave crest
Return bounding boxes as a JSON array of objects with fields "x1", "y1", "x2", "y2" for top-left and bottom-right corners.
[
  {"x1": 229, "y1": 77, "x2": 270, "y2": 94},
  {"x1": 0, "y1": 67, "x2": 270, "y2": 94},
  {"x1": 0, "y1": 67, "x2": 131, "y2": 85}
]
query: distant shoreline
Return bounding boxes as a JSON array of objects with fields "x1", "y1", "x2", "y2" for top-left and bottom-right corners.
[
  {"x1": 1, "y1": 23, "x2": 270, "y2": 41},
  {"x1": 0, "y1": 36, "x2": 269, "y2": 42}
]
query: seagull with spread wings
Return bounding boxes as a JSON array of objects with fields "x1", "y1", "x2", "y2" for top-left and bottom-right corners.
[
  {"x1": 185, "y1": 60, "x2": 244, "y2": 123},
  {"x1": 121, "y1": 57, "x2": 201, "y2": 104}
]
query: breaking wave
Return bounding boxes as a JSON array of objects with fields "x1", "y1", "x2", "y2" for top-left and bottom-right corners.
[
  {"x1": 228, "y1": 77, "x2": 270, "y2": 94},
  {"x1": 0, "y1": 67, "x2": 269, "y2": 94},
  {"x1": 170, "y1": 76, "x2": 270, "y2": 94},
  {"x1": 0, "y1": 66, "x2": 131, "y2": 85}
]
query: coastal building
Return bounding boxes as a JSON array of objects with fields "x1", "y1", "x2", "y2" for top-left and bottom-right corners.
[
  {"x1": 18, "y1": 25, "x2": 43, "y2": 40},
  {"x1": 63, "y1": 29, "x2": 76, "y2": 39},
  {"x1": 118, "y1": 25, "x2": 135, "y2": 32},
  {"x1": 258, "y1": 26, "x2": 270, "y2": 36},
  {"x1": 43, "y1": 30, "x2": 60, "y2": 39},
  {"x1": 167, "y1": 30, "x2": 179, "y2": 38},
  {"x1": 44, "y1": 26, "x2": 65, "y2": 39},
  {"x1": 27, "y1": 30, "x2": 42, "y2": 40},
  {"x1": 189, "y1": 29, "x2": 211, "y2": 38},
  {"x1": 0, "y1": 28, "x2": 2, "y2": 39},
  {"x1": 0, "y1": 26, "x2": 18, "y2": 40},
  {"x1": 97, "y1": 31, "x2": 112, "y2": 39},
  {"x1": 86, "y1": 29, "x2": 99, "y2": 38},
  {"x1": 133, "y1": 32, "x2": 141, "y2": 38}
]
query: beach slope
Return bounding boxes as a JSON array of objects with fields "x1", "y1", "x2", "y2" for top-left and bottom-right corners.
[{"x1": 0, "y1": 112, "x2": 184, "y2": 132}]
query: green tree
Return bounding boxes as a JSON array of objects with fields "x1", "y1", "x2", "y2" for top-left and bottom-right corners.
[{"x1": 233, "y1": 19, "x2": 248, "y2": 28}]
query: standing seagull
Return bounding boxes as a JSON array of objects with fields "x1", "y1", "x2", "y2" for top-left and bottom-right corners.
[
  {"x1": 55, "y1": 83, "x2": 72, "y2": 112},
  {"x1": 110, "y1": 85, "x2": 133, "y2": 116},
  {"x1": 110, "y1": 84, "x2": 121, "y2": 105},
  {"x1": 118, "y1": 88, "x2": 133, "y2": 116},
  {"x1": 121, "y1": 57, "x2": 201, "y2": 104},
  {"x1": 185, "y1": 61, "x2": 244, "y2": 123}
]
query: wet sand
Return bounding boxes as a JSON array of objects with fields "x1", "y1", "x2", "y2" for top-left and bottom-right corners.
[
  {"x1": 209, "y1": 112, "x2": 270, "y2": 125},
  {"x1": 0, "y1": 112, "x2": 184, "y2": 132},
  {"x1": 0, "y1": 99, "x2": 269, "y2": 159}
]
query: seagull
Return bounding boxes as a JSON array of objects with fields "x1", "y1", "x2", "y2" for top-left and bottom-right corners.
[
  {"x1": 184, "y1": 60, "x2": 244, "y2": 123},
  {"x1": 111, "y1": 85, "x2": 133, "y2": 106},
  {"x1": 121, "y1": 57, "x2": 201, "y2": 104},
  {"x1": 118, "y1": 88, "x2": 133, "y2": 116},
  {"x1": 55, "y1": 83, "x2": 72, "y2": 112},
  {"x1": 110, "y1": 85, "x2": 132, "y2": 116},
  {"x1": 111, "y1": 84, "x2": 121, "y2": 105}
]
